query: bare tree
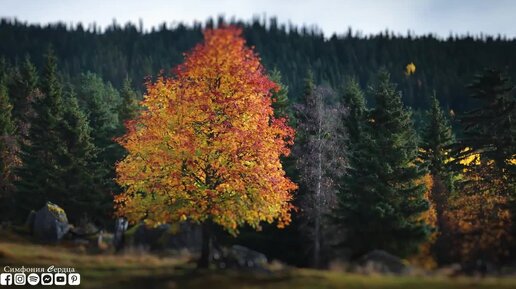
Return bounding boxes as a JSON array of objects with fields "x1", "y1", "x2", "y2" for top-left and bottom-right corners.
[{"x1": 294, "y1": 85, "x2": 348, "y2": 268}]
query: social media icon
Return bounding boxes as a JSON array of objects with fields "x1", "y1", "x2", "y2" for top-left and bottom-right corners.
[
  {"x1": 41, "y1": 273, "x2": 53, "y2": 285},
  {"x1": 68, "y1": 273, "x2": 80, "y2": 286},
  {"x1": 54, "y1": 273, "x2": 66, "y2": 285},
  {"x1": 0, "y1": 273, "x2": 12, "y2": 285},
  {"x1": 27, "y1": 273, "x2": 40, "y2": 285},
  {"x1": 13, "y1": 273, "x2": 26, "y2": 285}
]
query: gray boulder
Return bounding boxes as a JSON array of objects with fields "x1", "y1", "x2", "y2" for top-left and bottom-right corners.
[
  {"x1": 215, "y1": 245, "x2": 268, "y2": 270},
  {"x1": 33, "y1": 202, "x2": 70, "y2": 243},
  {"x1": 357, "y1": 250, "x2": 410, "y2": 275}
]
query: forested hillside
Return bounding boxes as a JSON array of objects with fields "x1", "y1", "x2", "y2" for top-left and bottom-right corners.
[{"x1": 1, "y1": 17, "x2": 516, "y2": 111}]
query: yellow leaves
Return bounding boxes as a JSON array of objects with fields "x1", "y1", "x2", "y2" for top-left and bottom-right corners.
[
  {"x1": 409, "y1": 174, "x2": 437, "y2": 269},
  {"x1": 114, "y1": 27, "x2": 296, "y2": 233},
  {"x1": 405, "y1": 62, "x2": 416, "y2": 76},
  {"x1": 458, "y1": 147, "x2": 481, "y2": 166}
]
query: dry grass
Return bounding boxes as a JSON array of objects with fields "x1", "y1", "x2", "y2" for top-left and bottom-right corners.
[{"x1": 1, "y1": 230, "x2": 516, "y2": 289}]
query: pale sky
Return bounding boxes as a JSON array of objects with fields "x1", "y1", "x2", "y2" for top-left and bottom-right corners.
[{"x1": 1, "y1": 0, "x2": 515, "y2": 38}]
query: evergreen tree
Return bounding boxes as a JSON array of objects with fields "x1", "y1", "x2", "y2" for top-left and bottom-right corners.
[
  {"x1": 455, "y1": 69, "x2": 515, "y2": 195},
  {"x1": 75, "y1": 72, "x2": 120, "y2": 150},
  {"x1": 269, "y1": 68, "x2": 291, "y2": 119},
  {"x1": 419, "y1": 94, "x2": 456, "y2": 264},
  {"x1": 0, "y1": 70, "x2": 17, "y2": 218},
  {"x1": 74, "y1": 72, "x2": 121, "y2": 193},
  {"x1": 16, "y1": 49, "x2": 102, "y2": 221},
  {"x1": 9, "y1": 56, "x2": 39, "y2": 140},
  {"x1": 16, "y1": 48, "x2": 66, "y2": 218},
  {"x1": 302, "y1": 69, "x2": 315, "y2": 104},
  {"x1": 421, "y1": 94, "x2": 455, "y2": 189},
  {"x1": 335, "y1": 71, "x2": 430, "y2": 258},
  {"x1": 450, "y1": 70, "x2": 515, "y2": 261},
  {"x1": 342, "y1": 77, "x2": 366, "y2": 145},
  {"x1": 118, "y1": 76, "x2": 140, "y2": 125},
  {"x1": 59, "y1": 93, "x2": 107, "y2": 220}
]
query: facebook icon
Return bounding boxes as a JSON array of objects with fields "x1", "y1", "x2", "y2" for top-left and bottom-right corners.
[{"x1": 0, "y1": 273, "x2": 12, "y2": 285}]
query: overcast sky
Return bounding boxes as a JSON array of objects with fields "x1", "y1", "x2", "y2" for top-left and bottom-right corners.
[{"x1": 1, "y1": 0, "x2": 515, "y2": 38}]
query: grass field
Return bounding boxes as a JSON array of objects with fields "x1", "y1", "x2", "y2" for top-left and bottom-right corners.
[{"x1": 1, "y1": 232, "x2": 516, "y2": 289}]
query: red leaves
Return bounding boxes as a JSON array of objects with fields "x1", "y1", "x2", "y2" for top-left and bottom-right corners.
[{"x1": 115, "y1": 26, "x2": 297, "y2": 233}]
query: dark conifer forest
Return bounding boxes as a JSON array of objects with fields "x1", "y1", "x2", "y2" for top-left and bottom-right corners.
[{"x1": 1, "y1": 17, "x2": 516, "y2": 111}]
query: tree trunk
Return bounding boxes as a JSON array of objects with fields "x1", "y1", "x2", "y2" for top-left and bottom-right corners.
[
  {"x1": 314, "y1": 113, "x2": 322, "y2": 268},
  {"x1": 197, "y1": 220, "x2": 213, "y2": 268}
]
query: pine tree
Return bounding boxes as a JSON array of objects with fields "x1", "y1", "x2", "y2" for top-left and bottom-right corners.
[
  {"x1": 342, "y1": 77, "x2": 366, "y2": 145},
  {"x1": 16, "y1": 49, "x2": 102, "y2": 221},
  {"x1": 421, "y1": 94, "x2": 455, "y2": 189},
  {"x1": 450, "y1": 70, "x2": 515, "y2": 262},
  {"x1": 74, "y1": 72, "x2": 121, "y2": 193},
  {"x1": 59, "y1": 93, "x2": 106, "y2": 220},
  {"x1": 302, "y1": 69, "x2": 315, "y2": 104},
  {"x1": 10, "y1": 56, "x2": 39, "y2": 129},
  {"x1": 269, "y1": 68, "x2": 291, "y2": 119},
  {"x1": 0, "y1": 70, "x2": 17, "y2": 218},
  {"x1": 455, "y1": 69, "x2": 515, "y2": 195},
  {"x1": 335, "y1": 71, "x2": 430, "y2": 258},
  {"x1": 118, "y1": 76, "x2": 140, "y2": 125},
  {"x1": 16, "y1": 48, "x2": 66, "y2": 218}
]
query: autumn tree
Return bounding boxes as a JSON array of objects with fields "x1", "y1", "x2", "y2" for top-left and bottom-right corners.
[
  {"x1": 454, "y1": 69, "x2": 515, "y2": 196},
  {"x1": 115, "y1": 27, "x2": 296, "y2": 268},
  {"x1": 293, "y1": 84, "x2": 347, "y2": 268},
  {"x1": 445, "y1": 69, "x2": 516, "y2": 265}
]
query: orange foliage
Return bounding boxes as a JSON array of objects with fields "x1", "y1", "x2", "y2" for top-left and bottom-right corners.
[
  {"x1": 409, "y1": 174, "x2": 438, "y2": 269},
  {"x1": 443, "y1": 191, "x2": 512, "y2": 263},
  {"x1": 114, "y1": 27, "x2": 297, "y2": 234}
]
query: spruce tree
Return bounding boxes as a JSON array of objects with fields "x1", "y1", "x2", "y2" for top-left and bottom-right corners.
[
  {"x1": 74, "y1": 72, "x2": 121, "y2": 194},
  {"x1": 0, "y1": 71, "x2": 17, "y2": 218},
  {"x1": 7, "y1": 57, "x2": 40, "y2": 146},
  {"x1": 302, "y1": 69, "x2": 315, "y2": 104},
  {"x1": 455, "y1": 69, "x2": 515, "y2": 195},
  {"x1": 59, "y1": 93, "x2": 107, "y2": 220},
  {"x1": 16, "y1": 48, "x2": 66, "y2": 217},
  {"x1": 421, "y1": 94, "x2": 455, "y2": 189},
  {"x1": 269, "y1": 68, "x2": 291, "y2": 119},
  {"x1": 16, "y1": 49, "x2": 102, "y2": 221},
  {"x1": 118, "y1": 76, "x2": 140, "y2": 125},
  {"x1": 452, "y1": 70, "x2": 515, "y2": 260},
  {"x1": 342, "y1": 77, "x2": 366, "y2": 145},
  {"x1": 335, "y1": 71, "x2": 430, "y2": 258}
]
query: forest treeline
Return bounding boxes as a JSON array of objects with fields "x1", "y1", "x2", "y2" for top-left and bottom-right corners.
[
  {"x1": 1, "y1": 17, "x2": 516, "y2": 112},
  {"x1": 0, "y1": 19, "x2": 514, "y2": 270}
]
